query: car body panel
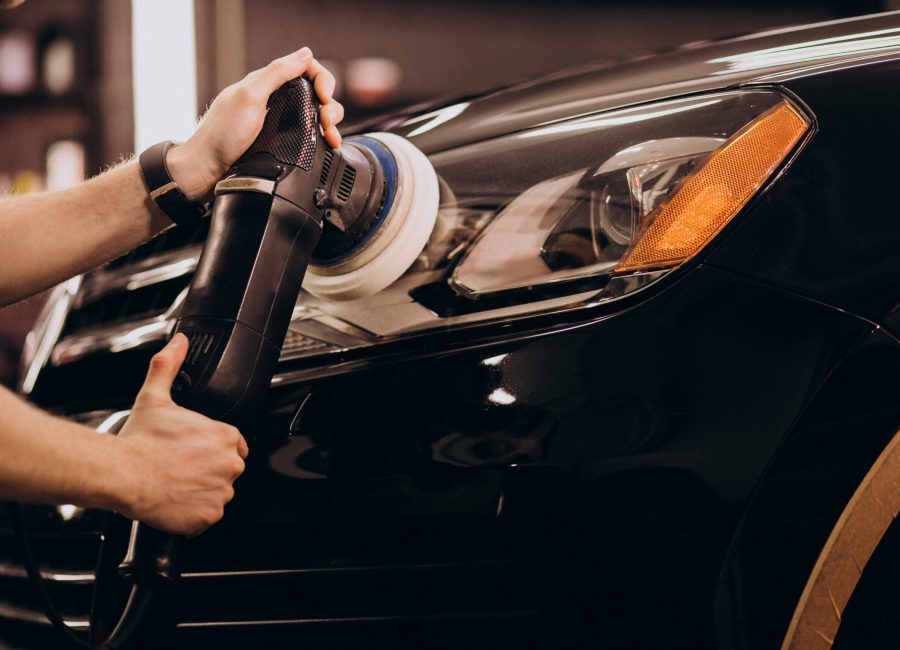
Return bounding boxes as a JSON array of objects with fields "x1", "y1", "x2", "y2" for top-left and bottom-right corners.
[
  {"x1": 4, "y1": 12, "x2": 900, "y2": 650},
  {"x1": 134, "y1": 264, "x2": 876, "y2": 647},
  {"x1": 710, "y1": 61, "x2": 900, "y2": 333},
  {"x1": 394, "y1": 12, "x2": 900, "y2": 154}
]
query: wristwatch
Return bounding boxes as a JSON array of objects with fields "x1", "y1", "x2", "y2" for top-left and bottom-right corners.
[{"x1": 138, "y1": 141, "x2": 206, "y2": 226}]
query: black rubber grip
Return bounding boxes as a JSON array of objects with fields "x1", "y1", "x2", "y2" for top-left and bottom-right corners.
[{"x1": 241, "y1": 77, "x2": 318, "y2": 170}]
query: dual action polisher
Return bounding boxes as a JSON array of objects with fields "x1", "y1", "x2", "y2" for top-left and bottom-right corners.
[
  {"x1": 24, "y1": 77, "x2": 440, "y2": 649},
  {"x1": 170, "y1": 77, "x2": 440, "y2": 421}
]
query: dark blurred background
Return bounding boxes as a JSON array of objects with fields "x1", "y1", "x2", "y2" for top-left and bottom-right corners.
[{"x1": 0, "y1": 0, "x2": 893, "y2": 385}]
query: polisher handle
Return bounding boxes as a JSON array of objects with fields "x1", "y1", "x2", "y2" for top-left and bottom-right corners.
[
  {"x1": 170, "y1": 76, "x2": 327, "y2": 422},
  {"x1": 240, "y1": 76, "x2": 320, "y2": 171}
]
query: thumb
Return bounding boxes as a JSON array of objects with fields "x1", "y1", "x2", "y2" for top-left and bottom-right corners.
[{"x1": 139, "y1": 333, "x2": 189, "y2": 402}]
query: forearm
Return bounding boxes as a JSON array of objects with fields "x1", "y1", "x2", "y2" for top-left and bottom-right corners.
[
  {"x1": 0, "y1": 47, "x2": 342, "y2": 308},
  {"x1": 0, "y1": 385, "x2": 127, "y2": 512},
  {"x1": 0, "y1": 161, "x2": 174, "y2": 306}
]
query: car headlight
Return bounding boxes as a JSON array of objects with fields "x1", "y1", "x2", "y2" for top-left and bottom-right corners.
[{"x1": 285, "y1": 89, "x2": 811, "y2": 360}]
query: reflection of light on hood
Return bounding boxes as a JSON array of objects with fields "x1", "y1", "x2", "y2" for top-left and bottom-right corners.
[
  {"x1": 57, "y1": 504, "x2": 81, "y2": 521},
  {"x1": 403, "y1": 102, "x2": 469, "y2": 137},
  {"x1": 488, "y1": 387, "x2": 516, "y2": 406},
  {"x1": 708, "y1": 28, "x2": 900, "y2": 74},
  {"x1": 521, "y1": 100, "x2": 720, "y2": 139},
  {"x1": 481, "y1": 354, "x2": 508, "y2": 367}
]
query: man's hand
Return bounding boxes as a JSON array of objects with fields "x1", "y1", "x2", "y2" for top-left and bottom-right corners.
[
  {"x1": 113, "y1": 334, "x2": 249, "y2": 536},
  {"x1": 168, "y1": 47, "x2": 345, "y2": 202},
  {"x1": 0, "y1": 48, "x2": 344, "y2": 306}
]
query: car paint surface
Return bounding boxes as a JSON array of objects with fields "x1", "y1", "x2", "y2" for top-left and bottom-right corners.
[
  {"x1": 390, "y1": 12, "x2": 900, "y2": 154},
  {"x1": 3, "y1": 11, "x2": 900, "y2": 650}
]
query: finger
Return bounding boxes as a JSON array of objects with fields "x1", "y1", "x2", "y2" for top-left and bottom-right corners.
[
  {"x1": 320, "y1": 101, "x2": 344, "y2": 132},
  {"x1": 324, "y1": 125, "x2": 342, "y2": 149},
  {"x1": 254, "y1": 47, "x2": 314, "y2": 99},
  {"x1": 308, "y1": 58, "x2": 336, "y2": 105},
  {"x1": 321, "y1": 102, "x2": 343, "y2": 148},
  {"x1": 140, "y1": 333, "x2": 188, "y2": 401},
  {"x1": 236, "y1": 434, "x2": 250, "y2": 460},
  {"x1": 228, "y1": 456, "x2": 245, "y2": 482}
]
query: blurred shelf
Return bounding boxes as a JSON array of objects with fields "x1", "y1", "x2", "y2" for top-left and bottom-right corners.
[{"x1": 0, "y1": 92, "x2": 87, "y2": 111}]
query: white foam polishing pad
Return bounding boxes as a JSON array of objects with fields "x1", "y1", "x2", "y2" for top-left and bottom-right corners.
[{"x1": 303, "y1": 133, "x2": 439, "y2": 301}]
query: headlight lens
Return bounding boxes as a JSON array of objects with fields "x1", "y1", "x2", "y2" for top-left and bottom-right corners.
[
  {"x1": 451, "y1": 136, "x2": 724, "y2": 296},
  {"x1": 286, "y1": 89, "x2": 810, "y2": 359}
]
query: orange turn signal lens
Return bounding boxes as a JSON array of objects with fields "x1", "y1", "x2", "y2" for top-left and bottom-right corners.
[{"x1": 615, "y1": 100, "x2": 810, "y2": 272}]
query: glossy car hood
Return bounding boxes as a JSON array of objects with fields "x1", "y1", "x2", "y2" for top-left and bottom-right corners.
[{"x1": 396, "y1": 11, "x2": 900, "y2": 153}]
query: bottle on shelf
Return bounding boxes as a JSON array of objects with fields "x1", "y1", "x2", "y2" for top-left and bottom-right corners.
[
  {"x1": 46, "y1": 139, "x2": 85, "y2": 190},
  {"x1": 39, "y1": 25, "x2": 78, "y2": 97},
  {"x1": 0, "y1": 29, "x2": 36, "y2": 95}
]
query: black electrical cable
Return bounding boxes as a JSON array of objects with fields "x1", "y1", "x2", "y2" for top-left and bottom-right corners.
[{"x1": 11, "y1": 503, "x2": 156, "y2": 650}]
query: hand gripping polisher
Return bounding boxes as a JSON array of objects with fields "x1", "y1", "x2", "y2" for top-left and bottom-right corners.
[
  {"x1": 168, "y1": 78, "x2": 440, "y2": 421},
  {"x1": 20, "y1": 77, "x2": 439, "y2": 649}
]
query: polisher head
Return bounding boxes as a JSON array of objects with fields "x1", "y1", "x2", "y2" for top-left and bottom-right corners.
[{"x1": 302, "y1": 132, "x2": 440, "y2": 301}]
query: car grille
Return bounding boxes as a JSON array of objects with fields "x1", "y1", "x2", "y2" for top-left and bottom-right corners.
[
  {"x1": 67, "y1": 219, "x2": 210, "y2": 335},
  {"x1": 158, "y1": 516, "x2": 542, "y2": 649},
  {"x1": 0, "y1": 516, "x2": 101, "y2": 649},
  {"x1": 0, "y1": 504, "x2": 542, "y2": 649},
  {"x1": 0, "y1": 411, "x2": 122, "y2": 649}
]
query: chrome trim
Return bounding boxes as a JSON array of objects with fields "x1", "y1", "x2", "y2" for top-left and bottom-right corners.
[
  {"x1": 96, "y1": 410, "x2": 131, "y2": 434},
  {"x1": 51, "y1": 315, "x2": 174, "y2": 365},
  {"x1": 149, "y1": 181, "x2": 179, "y2": 201},
  {"x1": 69, "y1": 409, "x2": 120, "y2": 428},
  {"x1": 50, "y1": 288, "x2": 187, "y2": 366},
  {"x1": 78, "y1": 246, "x2": 201, "y2": 307},
  {"x1": 177, "y1": 610, "x2": 538, "y2": 629},
  {"x1": 180, "y1": 558, "x2": 521, "y2": 580},
  {"x1": 18, "y1": 276, "x2": 82, "y2": 394},
  {"x1": 215, "y1": 177, "x2": 276, "y2": 195},
  {"x1": 0, "y1": 561, "x2": 95, "y2": 585},
  {"x1": 0, "y1": 601, "x2": 90, "y2": 629}
]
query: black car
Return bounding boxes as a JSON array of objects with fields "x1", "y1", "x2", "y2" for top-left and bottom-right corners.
[{"x1": 3, "y1": 10, "x2": 900, "y2": 650}]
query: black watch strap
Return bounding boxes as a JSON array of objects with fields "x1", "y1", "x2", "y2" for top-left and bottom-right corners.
[{"x1": 139, "y1": 141, "x2": 206, "y2": 226}]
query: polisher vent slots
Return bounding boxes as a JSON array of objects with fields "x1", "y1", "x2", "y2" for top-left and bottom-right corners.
[
  {"x1": 319, "y1": 149, "x2": 334, "y2": 185},
  {"x1": 337, "y1": 166, "x2": 356, "y2": 201}
]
